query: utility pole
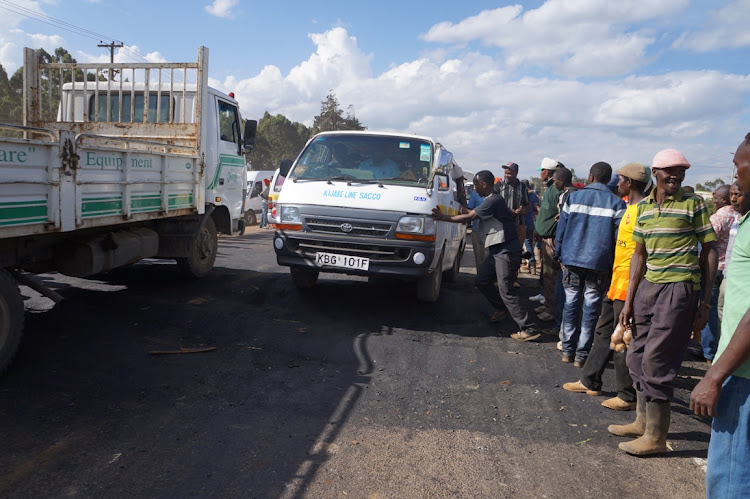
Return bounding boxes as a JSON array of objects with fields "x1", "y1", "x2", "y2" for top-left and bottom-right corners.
[{"x1": 98, "y1": 41, "x2": 124, "y2": 63}]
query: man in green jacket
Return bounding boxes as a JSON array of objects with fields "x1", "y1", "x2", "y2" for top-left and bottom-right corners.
[{"x1": 534, "y1": 158, "x2": 562, "y2": 326}]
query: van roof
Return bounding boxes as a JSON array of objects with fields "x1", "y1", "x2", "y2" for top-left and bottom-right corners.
[{"x1": 313, "y1": 130, "x2": 436, "y2": 143}]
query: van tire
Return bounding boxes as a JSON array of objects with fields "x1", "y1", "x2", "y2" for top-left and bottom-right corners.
[
  {"x1": 177, "y1": 217, "x2": 218, "y2": 278},
  {"x1": 416, "y1": 251, "x2": 443, "y2": 303},
  {"x1": 290, "y1": 268, "x2": 318, "y2": 290},
  {"x1": 443, "y1": 243, "x2": 463, "y2": 283},
  {"x1": 244, "y1": 211, "x2": 257, "y2": 226},
  {"x1": 0, "y1": 268, "x2": 24, "y2": 376}
]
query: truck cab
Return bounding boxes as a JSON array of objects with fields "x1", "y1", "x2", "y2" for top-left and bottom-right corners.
[{"x1": 272, "y1": 131, "x2": 466, "y2": 302}]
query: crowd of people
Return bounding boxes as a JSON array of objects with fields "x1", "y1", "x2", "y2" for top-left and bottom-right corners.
[{"x1": 431, "y1": 134, "x2": 750, "y2": 497}]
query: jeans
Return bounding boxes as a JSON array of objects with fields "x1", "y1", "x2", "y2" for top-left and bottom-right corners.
[
  {"x1": 555, "y1": 270, "x2": 564, "y2": 331},
  {"x1": 581, "y1": 297, "x2": 635, "y2": 402},
  {"x1": 524, "y1": 224, "x2": 535, "y2": 260},
  {"x1": 706, "y1": 375, "x2": 750, "y2": 499},
  {"x1": 475, "y1": 239, "x2": 537, "y2": 333},
  {"x1": 561, "y1": 266, "x2": 609, "y2": 360},
  {"x1": 260, "y1": 203, "x2": 269, "y2": 227},
  {"x1": 701, "y1": 270, "x2": 723, "y2": 360}
]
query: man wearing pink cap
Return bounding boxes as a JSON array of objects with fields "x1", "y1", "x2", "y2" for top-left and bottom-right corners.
[{"x1": 610, "y1": 148, "x2": 718, "y2": 456}]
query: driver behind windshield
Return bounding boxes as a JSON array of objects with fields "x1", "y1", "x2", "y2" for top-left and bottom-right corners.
[{"x1": 359, "y1": 148, "x2": 400, "y2": 179}]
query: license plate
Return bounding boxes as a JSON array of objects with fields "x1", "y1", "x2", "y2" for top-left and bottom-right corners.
[{"x1": 315, "y1": 252, "x2": 370, "y2": 271}]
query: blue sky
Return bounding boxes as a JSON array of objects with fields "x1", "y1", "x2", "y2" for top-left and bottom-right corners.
[{"x1": 1, "y1": 0, "x2": 749, "y2": 185}]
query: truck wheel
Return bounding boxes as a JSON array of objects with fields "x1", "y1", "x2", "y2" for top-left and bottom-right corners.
[
  {"x1": 443, "y1": 243, "x2": 464, "y2": 283},
  {"x1": 416, "y1": 251, "x2": 443, "y2": 303},
  {"x1": 244, "y1": 211, "x2": 257, "y2": 226},
  {"x1": 0, "y1": 269, "x2": 24, "y2": 376},
  {"x1": 290, "y1": 268, "x2": 318, "y2": 290},
  {"x1": 177, "y1": 217, "x2": 218, "y2": 278}
]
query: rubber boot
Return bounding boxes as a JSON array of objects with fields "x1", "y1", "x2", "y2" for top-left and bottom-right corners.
[
  {"x1": 618, "y1": 401, "x2": 670, "y2": 456},
  {"x1": 608, "y1": 391, "x2": 646, "y2": 437}
]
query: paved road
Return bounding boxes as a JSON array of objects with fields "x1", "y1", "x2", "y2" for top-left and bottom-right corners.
[{"x1": 0, "y1": 227, "x2": 711, "y2": 498}]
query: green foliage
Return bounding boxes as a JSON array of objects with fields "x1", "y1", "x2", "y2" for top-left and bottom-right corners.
[
  {"x1": 248, "y1": 111, "x2": 312, "y2": 170},
  {"x1": 696, "y1": 178, "x2": 726, "y2": 192},
  {"x1": 0, "y1": 65, "x2": 22, "y2": 125},
  {"x1": 312, "y1": 91, "x2": 365, "y2": 134}
]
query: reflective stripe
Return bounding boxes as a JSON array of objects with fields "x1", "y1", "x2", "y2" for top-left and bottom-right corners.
[{"x1": 565, "y1": 204, "x2": 622, "y2": 218}]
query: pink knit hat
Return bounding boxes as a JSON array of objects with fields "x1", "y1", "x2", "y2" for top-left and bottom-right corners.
[{"x1": 651, "y1": 149, "x2": 690, "y2": 169}]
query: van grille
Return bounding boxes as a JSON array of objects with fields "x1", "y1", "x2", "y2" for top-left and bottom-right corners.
[{"x1": 305, "y1": 217, "x2": 392, "y2": 237}]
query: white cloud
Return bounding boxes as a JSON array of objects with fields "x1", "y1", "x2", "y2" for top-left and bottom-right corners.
[
  {"x1": 0, "y1": 0, "x2": 67, "y2": 73},
  {"x1": 215, "y1": 24, "x2": 747, "y2": 183},
  {"x1": 672, "y1": 0, "x2": 750, "y2": 52},
  {"x1": 421, "y1": 0, "x2": 688, "y2": 78},
  {"x1": 204, "y1": 0, "x2": 238, "y2": 19}
]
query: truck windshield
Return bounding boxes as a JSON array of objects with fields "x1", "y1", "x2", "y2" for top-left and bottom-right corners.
[{"x1": 289, "y1": 135, "x2": 433, "y2": 186}]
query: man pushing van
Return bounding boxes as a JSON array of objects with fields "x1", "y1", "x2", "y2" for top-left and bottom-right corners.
[{"x1": 432, "y1": 170, "x2": 540, "y2": 341}]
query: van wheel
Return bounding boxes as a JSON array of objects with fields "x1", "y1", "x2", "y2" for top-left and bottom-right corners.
[
  {"x1": 416, "y1": 251, "x2": 443, "y2": 303},
  {"x1": 443, "y1": 243, "x2": 464, "y2": 283},
  {"x1": 177, "y1": 217, "x2": 218, "y2": 278},
  {"x1": 0, "y1": 268, "x2": 24, "y2": 376},
  {"x1": 244, "y1": 211, "x2": 257, "y2": 226},
  {"x1": 290, "y1": 268, "x2": 318, "y2": 290}
]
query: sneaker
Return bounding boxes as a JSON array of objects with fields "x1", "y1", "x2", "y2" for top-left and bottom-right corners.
[
  {"x1": 601, "y1": 397, "x2": 637, "y2": 411},
  {"x1": 537, "y1": 311, "x2": 555, "y2": 322},
  {"x1": 534, "y1": 305, "x2": 546, "y2": 314},
  {"x1": 563, "y1": 380, "x2": 602, "y2": 396},
  {"x1": 574, "y1": 357, "x2": 586, "y2": 368},
  {"x1": 556, "y1": 340, "x2": 563, "y2": 351},
  {"x1": 562, "y1": 353, "x2": 574, "y2": 363},
  {"x1": 511, "y1": 331, "x2": 541, "y2": 342},
  {"x1": 529, "y1": 294, "x2": 545, "y2": 303}
]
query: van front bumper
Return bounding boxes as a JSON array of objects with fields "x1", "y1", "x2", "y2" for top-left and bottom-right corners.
[{"x1": 273, "y1": 230, "x2": 437, "y2": 279}]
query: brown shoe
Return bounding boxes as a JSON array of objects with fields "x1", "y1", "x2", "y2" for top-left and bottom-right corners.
[
  {"x1": 562, "y1": 353, "x2": 574, "y2": 363},
  {"x1": 562, "y1": 380, "x2": 602, "y2": 396},
  {"x1": 602, "y1": 397, "x2": 637, "y2": 411},
  {"x1": 490, "y1": 310, "x2": 508, "y2": 323}
]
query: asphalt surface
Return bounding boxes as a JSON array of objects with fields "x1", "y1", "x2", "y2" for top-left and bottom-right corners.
[{"x1": 0, "y1": 226, "x2": 712, "y2": 498}]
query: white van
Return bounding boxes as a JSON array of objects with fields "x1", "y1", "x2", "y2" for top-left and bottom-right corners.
[
  {"x1": 243, "y1": 170, "x2": 275, "y2": 225},
  {"x1": 272, "y1": 131, "x2": 467, "y2": 302}
]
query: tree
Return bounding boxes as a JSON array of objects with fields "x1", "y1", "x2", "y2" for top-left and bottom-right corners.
[
  {"x1": 248, "y1": 112, "x2": 312, "y2": 170},
  {"x1": 696, "y1": 178, "x2": 726, "y2": 192},
  {"x1": 311, "y1": 91, "x2": 365, "y2": 134}
]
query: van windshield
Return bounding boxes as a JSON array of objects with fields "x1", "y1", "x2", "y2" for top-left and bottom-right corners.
[{"x1": 289, "y1": 135, "x2": 433, "y2": 186}]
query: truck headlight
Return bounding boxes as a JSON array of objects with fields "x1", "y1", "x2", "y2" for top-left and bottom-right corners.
[{"x1": 395, "y1": 216, "x2": 436, "y2": 241}]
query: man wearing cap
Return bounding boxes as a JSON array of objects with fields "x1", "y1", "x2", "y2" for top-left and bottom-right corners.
[
  {"x1": 555, "y1": 162, "x2": 626, "y2": 366},
  {"x1": 690, "y1": 134, "x2": 750, "y2": 497},
  {"x1": 496, "y1": 162, "x2": 530, "y2": 288},
  {"x1": 563, "y1": 163, "x2": 649, "y2": 409},
  {"x1": 611, "y1": 149, "x2": 717, "y2": 456},
  {"x1": 534, "y1": 158, "x2": 564, "y2": 328}
]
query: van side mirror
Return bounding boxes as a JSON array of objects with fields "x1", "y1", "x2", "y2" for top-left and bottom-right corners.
[
  {"x1": 243, "y1": 120, "x2": 257, "y2": 150},
  {"x1": 279, "y1": 159, "x2": 293, "y2": 177}
]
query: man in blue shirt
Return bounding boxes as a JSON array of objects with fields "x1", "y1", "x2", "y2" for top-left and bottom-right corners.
[{"x1": 555, "y1": 162, "x2": 626, "y2": 366}]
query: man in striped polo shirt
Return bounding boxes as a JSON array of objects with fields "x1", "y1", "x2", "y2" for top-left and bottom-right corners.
[{"x1": 610, "y1": 148, "x2": 718, "y2": 456}]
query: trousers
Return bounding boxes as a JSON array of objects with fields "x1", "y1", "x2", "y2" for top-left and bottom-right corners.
[
  {"x1": 581, "y1": 297, "x2": 635, "y2": 401},
  {"x1": 475, "y1": 239, "x2": 537, "y2": 333},
  {"x1": 626, "y1": 279, "x2": 698, "y2": 402}
]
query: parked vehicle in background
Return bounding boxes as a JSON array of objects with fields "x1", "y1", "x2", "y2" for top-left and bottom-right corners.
[
  {"x1": 0, "y1": 46, "x2": 256, "y2": 374},
  {"x1": 243, "y1": 170, "x2": 275, "y2": 225},
  {"x1": 272, "y1": 131, "x2": 466, "y2": 302}
]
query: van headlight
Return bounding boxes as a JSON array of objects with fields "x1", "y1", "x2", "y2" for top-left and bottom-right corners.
[
  {"x1": 396, "y1": 216, "x2": 435, "y2": 235},
  {"x1": 280, "y1": 205, "x2": 301, "y2": 223}
]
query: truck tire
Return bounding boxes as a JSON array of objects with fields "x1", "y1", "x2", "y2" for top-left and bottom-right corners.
[
  {"x1": 0, "y1": 268, "x2": 24, "y2": 376},
  {"x1": 177, "y1": 217, "x2": 218, "y2": 278},
  {"x1": 244, "y1": 211, "x2": 257, "y2": 226},
  {"x1": 290, "y1": 268, "x2": 318, "y2": 290},
  {"x1": 443, "y1": 243, "x2": 464, "y2": 283},
  {"x1": 416, "y1": 251, "x2": 443, "y2": 303}
]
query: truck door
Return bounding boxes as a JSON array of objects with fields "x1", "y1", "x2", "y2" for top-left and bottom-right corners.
[{"x1": 214, "y1": 99, "x2": 245, "y2": 220}]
